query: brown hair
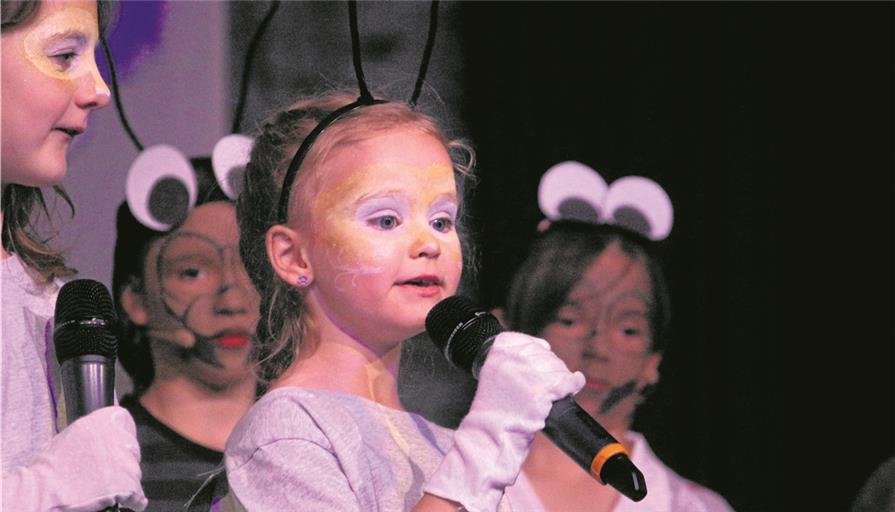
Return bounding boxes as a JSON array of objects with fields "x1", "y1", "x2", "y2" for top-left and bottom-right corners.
[{"x1": 237, "y1": 90, "x2": 475, "y2": 391}]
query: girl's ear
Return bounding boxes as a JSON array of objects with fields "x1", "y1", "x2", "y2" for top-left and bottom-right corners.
[
  {"x1": 642, "y1": 352, "x2": 662, "y2": 387},
  {"x1": 491, "y1": 307, "x2": 507, "y2": 325},
  {"x1": 266, "y1": 224, "x2": 313, "y2": 288},
  {"x1": 120, "y1": 286, "x2": 149, "y2": 326}
]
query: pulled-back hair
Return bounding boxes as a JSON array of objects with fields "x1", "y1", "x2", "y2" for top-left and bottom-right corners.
[
  {"x1": 504, "y1": 221, "x2": 671, "y2": 354},
  {"x1": 1, "y1": 0, "x2": 115, "y2": 282},
  {"x1": 238, "y1": 90, "x2": 475, "y2": 391}
]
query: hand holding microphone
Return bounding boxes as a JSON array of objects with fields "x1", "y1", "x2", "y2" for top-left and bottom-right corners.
[
  {"x1": 2, "y1": 280, "x2": 147, "y2": 512},
  {"x1": 423, "y1": 296, "x2": 647, "y2": 511}
]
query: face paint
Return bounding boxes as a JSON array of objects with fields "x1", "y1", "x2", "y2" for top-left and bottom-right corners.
[
  {"x1": 598, "y1": 380, "x2": 638, "y2": 414},
  {"x1": 312, "y1": 162, "x2": 460, "y2": 291},
  {"x1": 154, "y1": 232, "x2": 257, "y2": 367},
  {"x1": 22, "y1": 6, "x2": 110, "y2": 96}
]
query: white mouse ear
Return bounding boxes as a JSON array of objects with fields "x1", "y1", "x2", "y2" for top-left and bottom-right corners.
[
  {"x1": 538, "y1": 161, "x2": 608, "y2": 223},
  {"x1": 125, "y1": 145, "x2": 197, "y2": 232},
  {"x1": 603, "y1": 176, "x2": 674, "y2": 241},
  {"x1": 212, "y1": 134, "x2": 253, "y2": 200}
]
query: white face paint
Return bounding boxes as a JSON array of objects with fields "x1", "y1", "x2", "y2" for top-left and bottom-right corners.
[
  {"x1": 301, "y1": 127, "x2": 463, "y2": 349},
  {"x1": 1, "y1": 0, "x2": 111, "y2": 186}
]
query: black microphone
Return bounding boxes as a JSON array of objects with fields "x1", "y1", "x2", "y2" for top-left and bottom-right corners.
[
  {"x1": 54, "y1": 279, "x2": 128, "y2": 512},
  {"x1": 426, "y1": 295, "x2": 648, "y2": 502},
  {"x1": 54, "y1": 279, "x2": 118, "y2": 423}
]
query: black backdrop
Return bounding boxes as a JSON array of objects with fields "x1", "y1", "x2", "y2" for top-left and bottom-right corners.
[{"x1": 455, "y1": 3, "x2": 893, "y2": 512}]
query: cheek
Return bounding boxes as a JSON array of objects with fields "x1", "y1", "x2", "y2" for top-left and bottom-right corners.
[{"x1": 543, "y1": 333, "x2": 583, "y2": 369}]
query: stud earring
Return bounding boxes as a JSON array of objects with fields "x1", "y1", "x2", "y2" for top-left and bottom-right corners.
[{"x1": 297, "y1": 275, "x2": 310, "y2": 287}]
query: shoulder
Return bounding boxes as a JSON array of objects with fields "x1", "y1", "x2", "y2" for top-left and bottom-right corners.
[{"x1": 226, "y1": 388, "x2": 368, "y2": 462}]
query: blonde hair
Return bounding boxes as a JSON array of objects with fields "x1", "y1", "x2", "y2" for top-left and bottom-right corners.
[{"x1": 237, "y1": 90, "x2": 475, "y2": 392}]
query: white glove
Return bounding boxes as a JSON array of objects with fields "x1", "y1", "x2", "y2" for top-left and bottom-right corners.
[
  {"x1": 2, "y1": 405, "x2": 148, "y2": 512},
  {"x1": 424, "y1": 332, "x2": 585, "y2": 512}
]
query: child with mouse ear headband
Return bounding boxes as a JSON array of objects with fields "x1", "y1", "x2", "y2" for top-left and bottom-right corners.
[
  {"x1": 500, "y1": 162, "x2": 736, "y2": 511},
  {"x1": 102, "y1": 4, "x2": 279, "y2": 510}
]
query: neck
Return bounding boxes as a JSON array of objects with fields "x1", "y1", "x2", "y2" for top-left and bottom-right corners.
[
  {"x1": 140, "y1": 372, "x2": 255, "y2": 452},
  {"x1": 273, "y1": 321, "x2": 404, "y2": 410}
]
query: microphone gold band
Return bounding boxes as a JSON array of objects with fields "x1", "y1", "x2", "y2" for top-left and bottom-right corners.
[{"x1": 590, "y1": 443, "x2": 630, "y2": 484}]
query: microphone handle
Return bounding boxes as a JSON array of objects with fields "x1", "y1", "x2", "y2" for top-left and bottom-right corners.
[
  {"x1": 544, "y1": 396, "x2": 646, "y2": 501},
  {"x1": 60, "y1": 355, "x2": 115, "y2": 424},
  {"x1": 60, "y1": 356, "x2": 125, "y2": 511}
]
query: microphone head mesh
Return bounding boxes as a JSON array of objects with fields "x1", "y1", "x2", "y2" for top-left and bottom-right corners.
[
  {"x1": 54, "y1": 279, "x2": 119, "y2": 362},
  {"x1": 425, "y1": 295, "x2": 502, "y2": 373}
]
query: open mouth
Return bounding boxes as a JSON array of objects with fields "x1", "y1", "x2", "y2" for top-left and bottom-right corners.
[
  {"x1": 55, "y1": 127, "x2": 83, "y2": 138},
  {"x1": 398, "y1": 276, "x2": 442, "y2": 287}
]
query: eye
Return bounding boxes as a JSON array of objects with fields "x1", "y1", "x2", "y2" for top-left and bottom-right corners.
[
  {"x1": 50, "y1": 51, "x2": 79, "y2": 70},
  {"x1": 178, "y1": 267, "x2": 202, "y2": 280},
  {"x1": 431, "y1": 216, "x2": 454, "y2": 233},
  {"x1": 370, "y1": 215, "x2": 400, "y2": 230}
]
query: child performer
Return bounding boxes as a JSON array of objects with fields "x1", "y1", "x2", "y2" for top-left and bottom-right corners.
[
  {"x1": 224, "y1": 90, "x2": 584, "y2": 511},
  {"x1": 2, "y1": 1, "x2": 145, "y2": 509}
]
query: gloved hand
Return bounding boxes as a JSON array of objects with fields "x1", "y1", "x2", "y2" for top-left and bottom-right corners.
[
  {"x1": 424, "y1": 332, "x2": 585, "y2": 512},
  {"x1": 2, "y1": 405, "x2": 147, "y2": 512}
]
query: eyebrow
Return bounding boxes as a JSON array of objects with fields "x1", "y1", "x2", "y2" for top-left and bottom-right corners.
[{"x1": 43, "y1": 31, "x2": 88, "y2": 46}]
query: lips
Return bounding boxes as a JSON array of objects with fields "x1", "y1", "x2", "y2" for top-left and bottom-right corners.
[
  {"x1": 397, "y1": 275, "x2": 442, "y2": 287},
  {"x1": 54, "y1": 127, "x2": 84, "y2": 139},
  {"x1": 214, "y1": 333, "x2": 250, "y2": 348}
]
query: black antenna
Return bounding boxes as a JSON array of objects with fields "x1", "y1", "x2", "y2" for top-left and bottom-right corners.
[
  {"x1": 100, "y1": 36, "x2": 144, "y2": 151},
  {"x1": 410, "y1": 1, "x2": 439, "y2": 107},
  {"x1": 348, "y1": 0, "x2": 374, "y2": 102},
  {"x1": 232, "y1": 0, "x2": 280, "y2": 133}
]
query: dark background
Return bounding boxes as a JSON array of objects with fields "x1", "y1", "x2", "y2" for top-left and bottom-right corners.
[
  {"x1": 229, "y1": 2, "x2": 893, "y2": 511},
  {"x1": 456, "y1": 3, "x2": 893, "y2": 512}
]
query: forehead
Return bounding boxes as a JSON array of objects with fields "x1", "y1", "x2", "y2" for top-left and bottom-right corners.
[
  {"x1": 30, "y1": 0, "x2": 98, "y2": 29},
  {"x1": 171, "y1": 202, "x2": 238, "y2": 244},
  {"x1": 310, "y1": 128, "x2": 456, "y2": 204},
  {"x1": 567, "y1": 243, "x2": 652, "y2": 306}
]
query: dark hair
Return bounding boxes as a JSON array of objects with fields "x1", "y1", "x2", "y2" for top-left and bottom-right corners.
[
  {"x1": 2, "y1": 1, "x2": 115, "y2": 33},
  {"x1": 504, "y1": 221, "x2": 671, "y2": 353},
  {"x1": 112, "y1": 157, "x2": 229, "y2": 393},
  {"x1": 1, "y1": 0, "x2": 116, "y2": 283},
  {"x1": 238, "y1": 90, "x2": 476, "y2": 391}
]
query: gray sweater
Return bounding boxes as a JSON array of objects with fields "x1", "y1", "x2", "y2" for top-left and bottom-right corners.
[{"x1": 225, "y1": 386, "x2": 513, "y2": 511}]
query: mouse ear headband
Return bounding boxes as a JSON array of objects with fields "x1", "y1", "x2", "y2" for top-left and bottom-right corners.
[
  {"x1": 538, "y1": 161, "x2": 674, "y2": 241},
  {"x1": 274, "y1": 0, "x2": 441, "y2": 224},
  {"x1": 104, "y1": 2, "x2": 280, "y2": 232}
]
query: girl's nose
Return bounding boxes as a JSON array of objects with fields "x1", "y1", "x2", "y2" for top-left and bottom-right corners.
[
  {"x1": 74, "y1": 56, "x2": 111, "y2": 111},
  {"x1": 410, "y1": 228, "x2": 441, "y2": 259}
]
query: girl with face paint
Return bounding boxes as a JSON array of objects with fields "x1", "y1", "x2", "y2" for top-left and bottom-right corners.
[
  {"x1": 1, "y1": 1, "x2": 146, "y2": 510},
  {"x1": 112, "y1": 157, "x2": 260, "y2": 511},
  {"x1": 224, "y1": 90, "x2": 585, "y2": 512},
  {"x1": 500, "y1": 221, "x2": 734, "y2": 512}
]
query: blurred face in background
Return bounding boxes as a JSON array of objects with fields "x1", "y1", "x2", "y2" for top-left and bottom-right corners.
[
  {"x1": 124, "y1": 202, "x2": 260, "y2": 389},
  {"x1": 540, "y1": 242, "x2": 661, "y2": 431}
]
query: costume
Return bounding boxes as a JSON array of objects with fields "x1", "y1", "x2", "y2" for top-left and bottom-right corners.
[
  {"x1": 225, "y1": 387, "x2": 513, "y2": 511},
  {"x1": 121, "y1": 394, "x2": 227, "y2": 511},
  {"x1": 1, "y1": 254, "x2": 64, "y2": 473},
  {"x1": 505, "y1": 431, "x2": 735, "y2": 512}
]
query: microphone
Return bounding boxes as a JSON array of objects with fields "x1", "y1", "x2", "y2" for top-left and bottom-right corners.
[
  {"x1": 54, "y1": 279, "x2": 128, "y2": 512},
  {"x1": 426, "y1": 295, "x2": 648, "y2": 502},
  {"x1": 54, "y1": 279, "x2": 118, "y2": 423}
]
